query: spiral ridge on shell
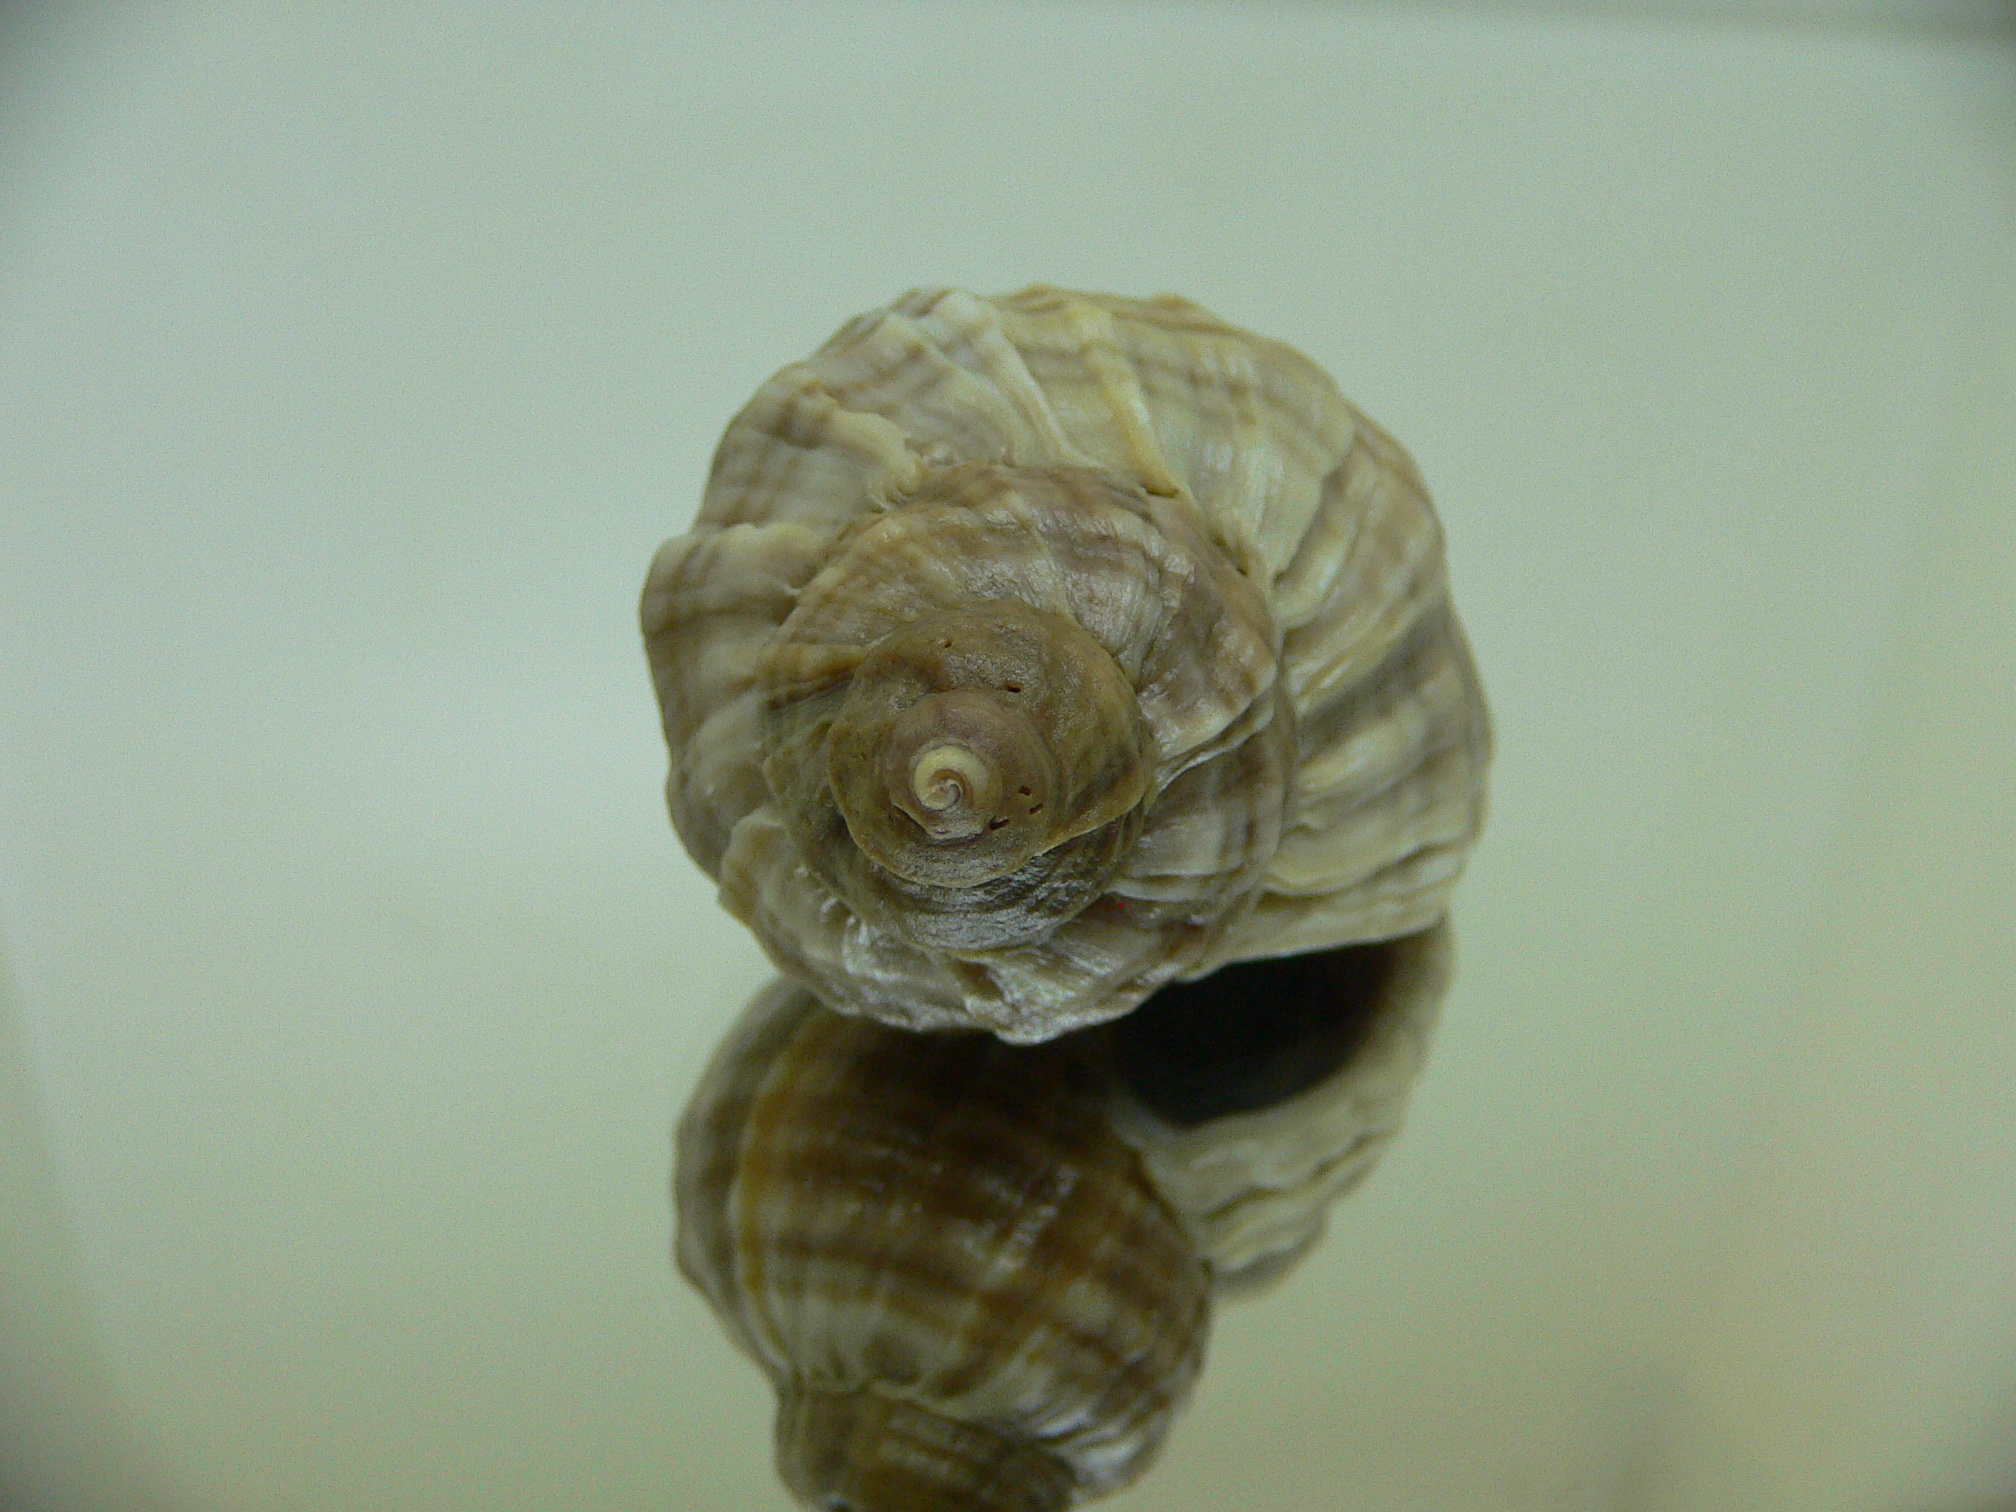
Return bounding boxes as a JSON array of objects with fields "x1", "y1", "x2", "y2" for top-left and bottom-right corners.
[
  {"x1": 675, "y1": 980, "x2": 1211, "y2": 1512},
  {"x1": 643, "y1": 286, "x2": 1490, "y2": 1041}
]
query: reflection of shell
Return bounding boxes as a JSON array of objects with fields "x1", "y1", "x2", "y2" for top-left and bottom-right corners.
[
  {"x1": 643, "y1": 286, "x2": 1491, "y2": 1042},
  {"x1": 675, "y1": 980, "x2": 1211, "y2": 1512},
  {"x1": 675, "y1": 926, "x2": 1456, "y2": 1507},
  {"x1": 1102, "y1": 922, "x2": 1450, "y2": 1292}
]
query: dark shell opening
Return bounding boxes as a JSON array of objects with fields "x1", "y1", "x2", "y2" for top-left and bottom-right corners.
[{"x1": 1114, "y1": 935, "x2": 1412, "y2": 1128}]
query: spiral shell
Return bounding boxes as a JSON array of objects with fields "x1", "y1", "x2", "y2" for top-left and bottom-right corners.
[
  {"x1": 675, "y1": 980, "x2": 1210, "y2": 1512},
  {"x1": 643, "y1": 286, "x2": 1489, "y2": 1041}
]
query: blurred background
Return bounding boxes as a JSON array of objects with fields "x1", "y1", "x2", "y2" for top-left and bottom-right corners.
[{"x1": 1, "y1": 2, "x2": 2012, "y2": 1509}]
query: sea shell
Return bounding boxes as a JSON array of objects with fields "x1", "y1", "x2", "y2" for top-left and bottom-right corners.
[
  {"x1": 1100, "y1": 921, "x2": 1451, "y2": 1292},
  {"x1": 675, "y1": 979, "x2": 1211, "y2": 1512},
  {"x1": 643, "y1": 286, "x2": 1490, "y2": 1041},
  {"x1": 675, "y1": 930, "x2": 1452, "y2": 1508}
]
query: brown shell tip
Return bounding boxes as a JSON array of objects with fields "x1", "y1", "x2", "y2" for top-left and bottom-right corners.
[
  {"x1": 876, "y1": 689, "x2": 1053, "y2": 864},
  {"x1": 825, "y1": 602, "x2": 1146, "y2": 894}
]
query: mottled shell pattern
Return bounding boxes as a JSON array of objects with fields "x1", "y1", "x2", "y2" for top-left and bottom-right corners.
[
  {"x1": 676, "y1": 979, "x2": 1211, "y2": 1512},
  {"x1": 644, "y1": 286, "x2": 1489, "y2": 1042}
]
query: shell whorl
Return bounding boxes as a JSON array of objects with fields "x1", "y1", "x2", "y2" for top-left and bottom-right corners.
[
  {"x1": 738, "y1": 457, "x2": 1281, "y2": 1027},
  {"x1": 674, "y1": 980, "x2": 1210, "y2": 1512},
  {"x1": 643, "y1": 286, "x2": 1492, "y2": 1041},
  {"x1": 815, "y1": 599, "x2": 1151, "y2": 941},
  {"x1": 776, "y1": 1386, "x2": 1076, "y2": 1512}
]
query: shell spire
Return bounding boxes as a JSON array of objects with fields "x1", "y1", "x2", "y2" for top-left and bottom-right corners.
[{"x1": 643, "y1": 287, "x2": 1490, "y2": 1041}]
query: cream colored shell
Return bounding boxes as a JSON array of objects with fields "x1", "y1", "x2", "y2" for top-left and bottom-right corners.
[
  {"x1": 676, "y1": 979, "x2": 1210, "y2": 1512},
  {"x1": 643, "y1": 286, "x2": 1489, "y2": 1042}
]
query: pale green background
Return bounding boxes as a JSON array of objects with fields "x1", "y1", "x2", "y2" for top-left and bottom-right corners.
[{"x1": 2, "y1": 3, "x2": 2012, "y2": 1510}]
